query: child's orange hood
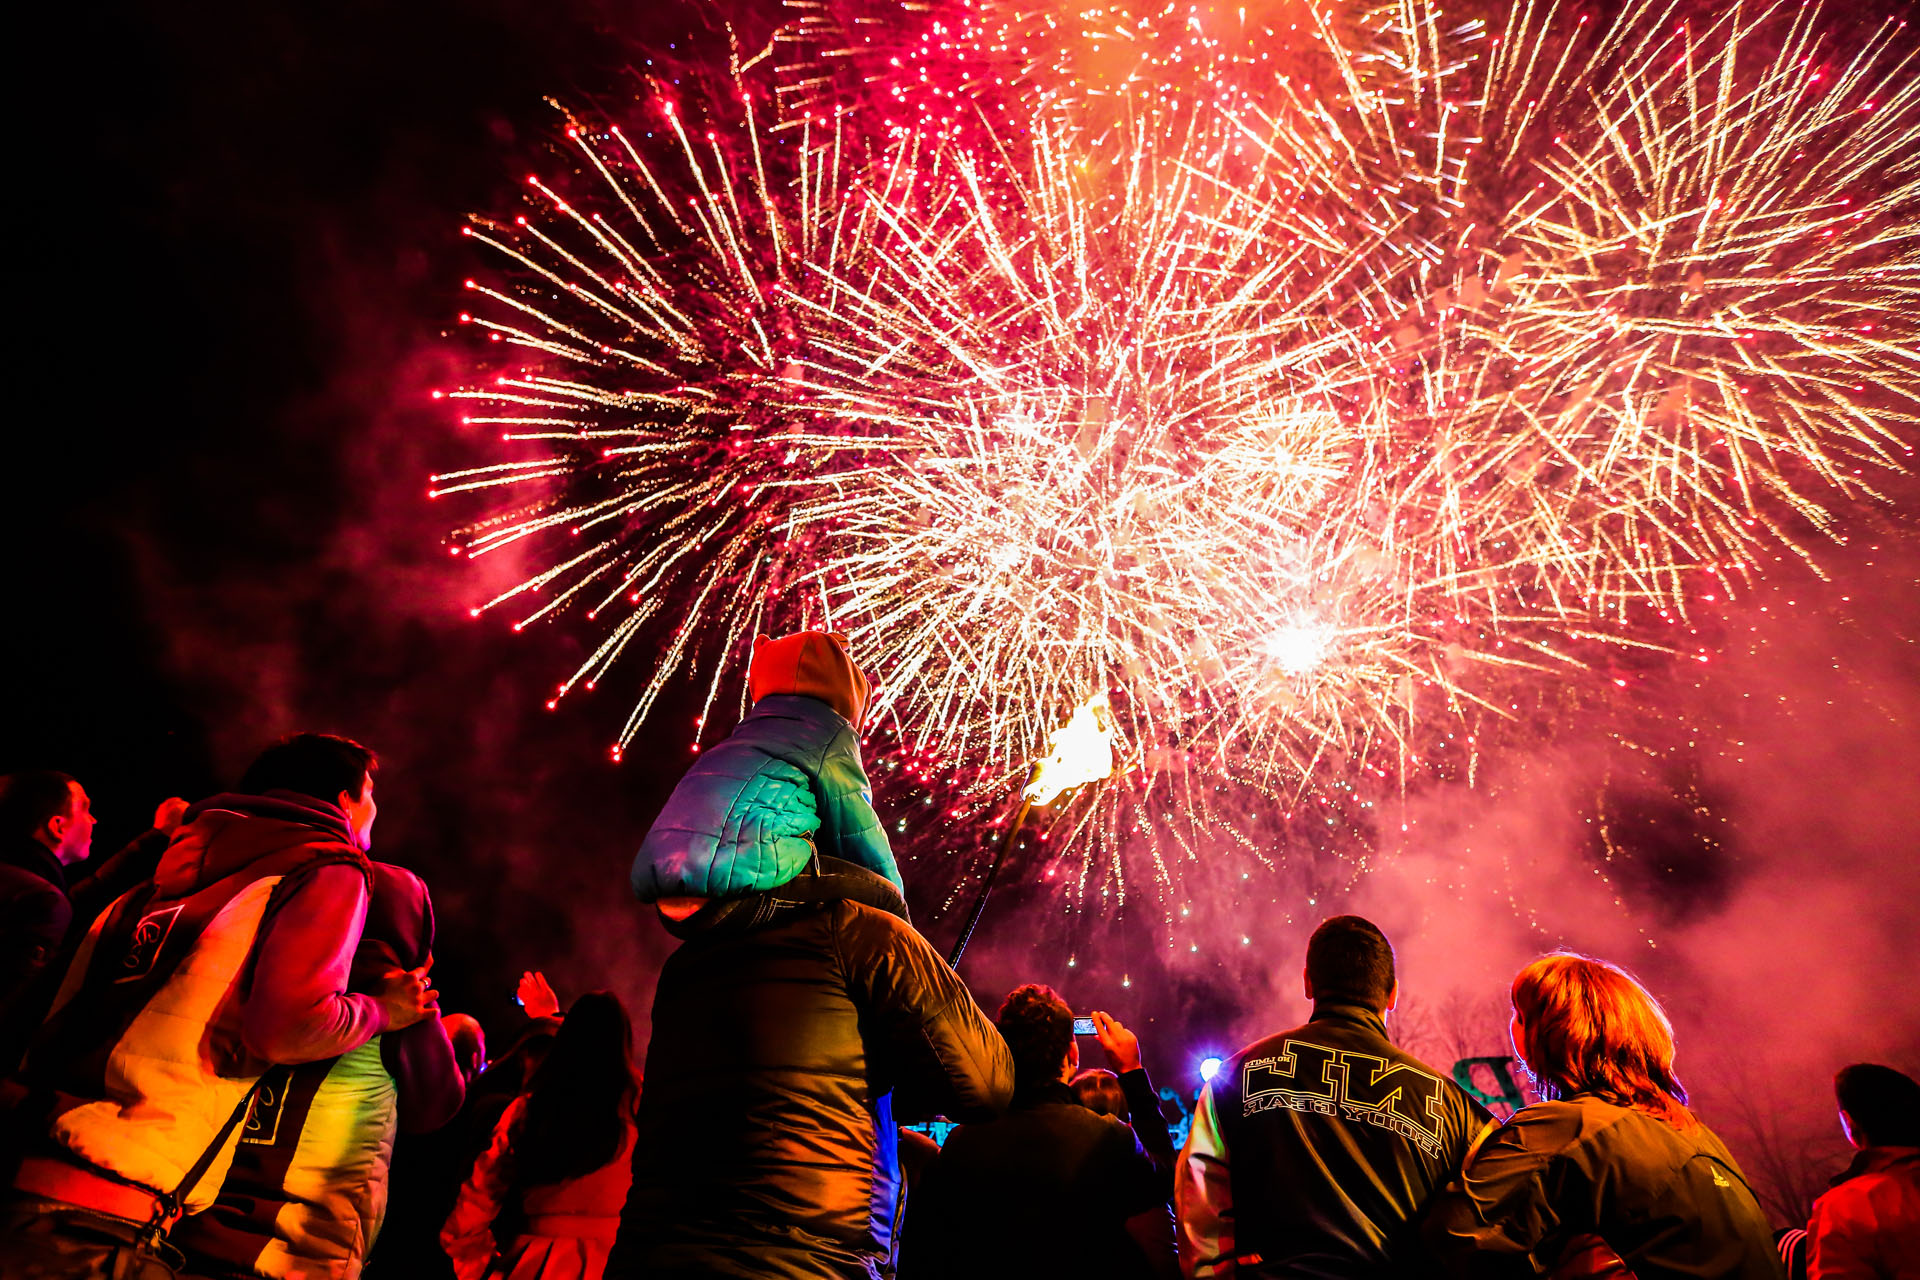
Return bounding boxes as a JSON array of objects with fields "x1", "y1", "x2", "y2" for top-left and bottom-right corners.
[{"x1": 747, "y1": 630, "x2": 870, "y2": 727}]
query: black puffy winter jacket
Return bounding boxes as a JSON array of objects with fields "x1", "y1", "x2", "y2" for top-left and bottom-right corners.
[{"x1": 609, "y1": 859, "x2": 1015, "y2": 1279}]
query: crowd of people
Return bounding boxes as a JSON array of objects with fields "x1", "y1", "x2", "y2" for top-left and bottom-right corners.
[{"x1": 1, "y1": 629, "x2": 1914, "y2": 1279}]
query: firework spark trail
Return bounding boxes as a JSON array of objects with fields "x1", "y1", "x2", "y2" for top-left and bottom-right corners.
[{"x1": 434, "y1": 0, "x2": 1919, "y2": 919}]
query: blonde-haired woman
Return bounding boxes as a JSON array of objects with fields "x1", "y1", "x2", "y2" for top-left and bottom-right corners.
[{"x1": 1424, "y1": 953, "x2": 1783, "y2": 1279}]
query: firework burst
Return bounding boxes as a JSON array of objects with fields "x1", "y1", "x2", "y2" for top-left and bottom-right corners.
[{"x1": 433, "y1": 0, "x2": 1919, "y2": 919}]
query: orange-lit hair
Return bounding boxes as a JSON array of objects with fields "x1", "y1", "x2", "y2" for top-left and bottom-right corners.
[{"x1": 1511, "y1": 952, "x2": 1694, "y2": 1127}]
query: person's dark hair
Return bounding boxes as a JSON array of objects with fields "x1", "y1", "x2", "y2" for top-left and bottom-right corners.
[
  {"x1": 1834, "y1": 1063, "x2": 1920, "y2": 1147},
  {"x1": 466, "y1": 1018, "x2": 561, "y2": 1109},
  {"x1": 239, "y1": 734, "x2": 376, "y2": 806},
  {"x1": 997, "y1": 984, "x2": 1073, "y2": 1090},
  {"x1": 515, "y1": 993, "x2": 637, "y2": 1186},
  {"x1": 0, "y1": 771, "x2": 79, "y2": 841},
  {"x1": 1071, "y1": 1068, "x2": 1131, "y2": 1123},
  {"x1": 1305, "y1": 915, "x2": 1396, "y2": 1009}
]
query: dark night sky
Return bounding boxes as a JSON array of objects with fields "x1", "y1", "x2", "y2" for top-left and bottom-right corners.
[
  {"x1": 6, "y1": 0, "x2": 709, "y2": 1035},
  {"x1": 7, "y1": 1, "x2": 1919, "y2": 1214}
]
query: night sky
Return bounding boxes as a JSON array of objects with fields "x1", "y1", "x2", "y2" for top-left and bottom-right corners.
[
  {"x1": 8, "y1": 0, "x2": 1918, "y2": 1222},
  {"x1": 7, "y1": 0, "x2": 702, "y2": 1032}
]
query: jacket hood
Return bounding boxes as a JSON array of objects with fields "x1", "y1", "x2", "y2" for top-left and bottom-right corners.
[
  {"x1": 662, "y1": 855, "x2": 908, "y2": 941},
  {"x1": 154, "y1": 790, "x2": 366, "y2": 899},
  {"x1": 749, "y1": 630, "x2": 870, "y2": 728},
  {"x1": 1831, "y1": 1145, "x2": 1920, "y2": 1187}
]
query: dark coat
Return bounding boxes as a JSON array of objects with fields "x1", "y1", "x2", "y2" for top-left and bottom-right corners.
[
  {"x1": 900, "y1": 1080, "x2": 1172, "y2": 1280},
  {"x1": 610, "y1": 859, "x2": 1013, "y2": 1280},
  {"x1": 1, "y1": 827, "x2": 174, "y2": 1078},
  {"x1": 1423, "y1": 1096, "x2": 1786, "y2": 1280},
  {"x1": 0, "y1": 837, "x2": 70, "y2": 1073}
]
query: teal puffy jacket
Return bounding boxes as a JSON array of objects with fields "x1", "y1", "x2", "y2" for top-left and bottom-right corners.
[{"x1": 631, "y1": 694, "x2": 902, "y2": 900}]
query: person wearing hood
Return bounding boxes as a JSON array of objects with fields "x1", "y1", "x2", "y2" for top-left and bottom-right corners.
[
  {"x1": 608, "y1": 630, "x2": 1015, "y2": 1280},
  {"x1": 173, "y1": 860, "x2": 466, "y2": 1280},
  {"x1": 0, "y1": 733, "x2": 440, "y2": 1278}
]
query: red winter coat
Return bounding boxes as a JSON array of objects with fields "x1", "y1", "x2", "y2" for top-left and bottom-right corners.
[
  {"x1": 1809, "y1": 1147, "x2": 1919, "y2": 1280},
  {"x1": 441, "y1": 1094, "x2": 636, "y2": 1280}
]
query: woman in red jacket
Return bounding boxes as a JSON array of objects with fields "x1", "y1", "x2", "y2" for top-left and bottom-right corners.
[{"x1": 441, "y1": 991, "x2": 640, "y2": 1280}]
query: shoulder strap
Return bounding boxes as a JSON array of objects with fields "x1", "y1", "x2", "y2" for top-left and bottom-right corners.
[{"x1": 151, "y1": 1065, "x2": 291, "y2": 1226}]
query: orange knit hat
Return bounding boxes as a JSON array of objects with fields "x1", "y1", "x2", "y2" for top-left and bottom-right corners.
[{"x1": 748, "y1": 630, "x2": 871, "y2": 727}]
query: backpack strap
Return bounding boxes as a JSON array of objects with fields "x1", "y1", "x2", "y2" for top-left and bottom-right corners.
[{"x1": 145, "y1": 1065, "x2": 290, "y2": 1231}]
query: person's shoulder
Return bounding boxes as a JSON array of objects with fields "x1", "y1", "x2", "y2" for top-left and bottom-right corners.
[
  {"x1": 1815, "y1": 1149, "x2": 1920, "y2": 1206},
  {"x1": 1493, "y1": 1099, "x2": 1595, "y2": 1147},
  {"x1": 368, "y1": 861, "x2": 429, "y2": 910},
  {"x1": 680, "y1": 728, "x2": 789, "y2": 780},
  {"x1": 0, "y1": 860, "x2": 67, "y2": 912},
  {"x1": 834, "y1": 899, "x2": 918, "y2": 943},
  {"x1": 370, "y1": 860, "x2": 425, "y2": 889},
  {"x1": 1237, "y1": 1022, "x2": 1317, "y2": 1057}
]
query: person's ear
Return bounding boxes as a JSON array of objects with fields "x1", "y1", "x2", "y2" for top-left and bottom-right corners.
[
  {"x1": 1302, "y1": 968, "x2": 1313, "y2": 1002},
  {"x1": 1385, "y1": 982, "x2": 1399, "y2": 1013},
  {"x1": 828, "y1": 630, "x2": 849, "y2": 645},
  {"x1": 753, "y1": 633, "x2": 771, "y2": 650},
  {"x1": 43, "y1": 813, "x2": 68, "y2": 843}
]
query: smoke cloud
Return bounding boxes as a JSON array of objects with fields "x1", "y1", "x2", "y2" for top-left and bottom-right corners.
[{"x1": 10, "y1": 0, "x2": 1913, "y2": 1230}]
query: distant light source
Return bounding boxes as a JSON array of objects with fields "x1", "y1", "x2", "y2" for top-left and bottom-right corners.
[{"x1": 1199, "y1": 1056, "x2": 1223, "y2": 1082}]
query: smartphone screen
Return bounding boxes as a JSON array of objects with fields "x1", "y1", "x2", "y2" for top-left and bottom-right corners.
[{"x1": 1072, "y1": 1016, "x2": 1097, "y2": 1036}]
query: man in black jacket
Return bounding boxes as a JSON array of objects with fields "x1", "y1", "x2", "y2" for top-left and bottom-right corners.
[
  {"x1": 900, "y1": 984, "x2": 1176, "y2": 1280},
  {"x1": 609, "y1": 857, "x2": 1014, "y2": 1279},
  {"x1": 0, "y1": 771, "x2": 183, "y2": 1076},
  {"x1": 1178, "y1": 915, "x2": 1494, "y2": 1278}
]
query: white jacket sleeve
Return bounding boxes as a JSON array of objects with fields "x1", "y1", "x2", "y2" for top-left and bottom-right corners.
[{"x1": 1176, "y1": 1080, "x2": 1235, "y2": 1278}]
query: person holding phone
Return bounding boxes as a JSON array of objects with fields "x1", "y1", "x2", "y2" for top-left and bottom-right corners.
[
  {"x1": 1072, "y1": 1012, "x2": 1178, "y2": 1191},
  {"x1": 899, "y1": 984, "x2": 1176, "y2": 1279}
]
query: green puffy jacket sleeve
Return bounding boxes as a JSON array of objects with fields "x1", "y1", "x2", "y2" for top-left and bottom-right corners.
[{"x1": 813, "y1": 722, "x2": 903, "y2": 893}]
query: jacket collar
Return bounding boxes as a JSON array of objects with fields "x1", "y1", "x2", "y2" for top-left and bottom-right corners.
[
  {"x1": 1, "y1": 834, "x2": 68, "y2": 893},
  {"x1": 1310, "y1": 1000, "x2": 1391, "y2": 1039},
  {"x1": 744, "y1": 693, "x2": 856, "y2": 735},
  {"x1": 663, "y1": 855, "x2": 908, "y2": 940},
  {"x1": 1012, "y1": 1079, "x2": 1079, "y2": 1110},
  {"x1": 1833, "y1": 1146, "x2": 1920, "y2": 1186}
]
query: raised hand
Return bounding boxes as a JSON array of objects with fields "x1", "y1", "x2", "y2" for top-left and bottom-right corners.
[
  {"x1": 1092, "y1": 1010, "x2": 1142, "y2": 1075},
  {"x1": 153, "y1": 797, "x2": 190, "y2": 834},
  {"x1": 517, "y1": 970, "x2": 561, "y2": 1019}
]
